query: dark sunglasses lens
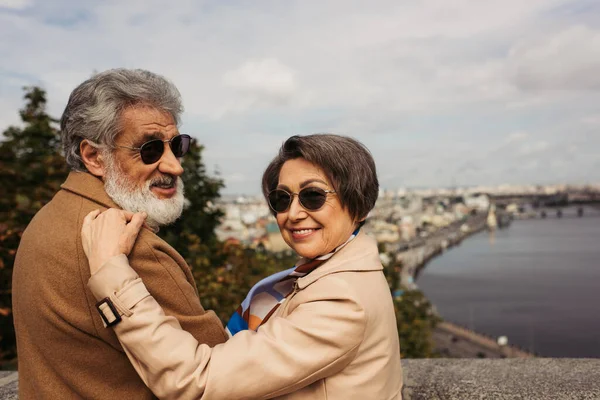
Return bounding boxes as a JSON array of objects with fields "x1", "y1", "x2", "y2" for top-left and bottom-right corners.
[
  {"x1": 269, "y1": 190, "x2": 291, "y2": 213},
  {"x1": 171, "y1": 135, "x2": 191, "y2": 157},
  {"x1": 140, "y1": 140, "x2": 164, "y2": 164},
  {"x1": 299, "y1": 188, "x2": 327, "y2": 210}
]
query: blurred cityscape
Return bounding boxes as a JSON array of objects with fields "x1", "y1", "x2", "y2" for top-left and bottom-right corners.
[
  {"x1": 215, "y1": 183, "x2": 600, "y2": 358},
  {"x1": 215, "y1": 183, "x2": 600, "y2": 256}
]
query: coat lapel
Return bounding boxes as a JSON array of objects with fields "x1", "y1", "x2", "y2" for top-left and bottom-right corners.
[{"x1": 296, "y1": 232, "x2": 383, "y2": 290}]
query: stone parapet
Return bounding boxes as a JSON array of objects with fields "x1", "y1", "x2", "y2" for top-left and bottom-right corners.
[
  {"x1": 2, "y1": 358, "x2": 600, "y2": 399},
  {"x1": 0, "y1": 372, "x2": 17, "y2": 400},
  {"x1": 402, "y1": 358, "x2": 600, "y2": 399}
]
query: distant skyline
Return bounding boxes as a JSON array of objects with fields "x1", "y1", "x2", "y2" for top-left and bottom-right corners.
[{"x1": 1, "y1": 0, "x2": 599, "y2": 194}]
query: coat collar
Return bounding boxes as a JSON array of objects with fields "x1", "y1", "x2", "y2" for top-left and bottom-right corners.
[
  {"x1": 61, "y1": 171, "x2": 120, "y2": 209},
  {"x1": 296, "y1": 231, "x2": 383, "y2": 290}
]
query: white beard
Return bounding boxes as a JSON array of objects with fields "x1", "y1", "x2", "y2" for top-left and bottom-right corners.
[{"x1": 103, "y1": 158, "x2": 185, "y2": 231}]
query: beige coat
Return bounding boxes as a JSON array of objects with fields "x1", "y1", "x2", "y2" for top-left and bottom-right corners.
[
  {"x1": 88, "y1": 231, "x2": 403, "y2": 400},
  {"x1": 12, "y1": 172, "x2": 227, "y2": 399}
]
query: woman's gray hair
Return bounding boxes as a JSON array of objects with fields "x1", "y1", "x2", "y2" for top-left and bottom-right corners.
[
  {"x1": 262, "y1": 134, "x2": 379, "y2": 221},
  {"x1": 60, "y1": 68, "x2": 183, "y2": 171}
]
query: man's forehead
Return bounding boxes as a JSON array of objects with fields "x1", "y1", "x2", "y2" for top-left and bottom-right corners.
[
  {"x1": 138, "y1": 131, "x2": 165, "y2": 142},
  {"x1": 119, "y1": 106, "x2": 178, "y2": 140},
  {"x1": 122, "y1": 106, "x2": 175, "y2": 124}
]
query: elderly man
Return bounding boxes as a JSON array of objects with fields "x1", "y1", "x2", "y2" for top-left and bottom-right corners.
[{"x1": 12, "y1": 69, "x2": 228, "y2": 399}]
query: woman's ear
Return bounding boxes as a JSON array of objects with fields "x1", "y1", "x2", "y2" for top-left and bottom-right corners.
[
  {"x1": 356, "y1": 217, "x2": 367, "y2": 229},
  {"x1": 80, "y1": 140, "x2": 106, "y2": 177}
]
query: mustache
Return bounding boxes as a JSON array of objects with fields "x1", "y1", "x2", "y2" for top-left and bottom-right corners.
[{"x1": 149, "y1": 175, "x2": 177, "y2": 188}]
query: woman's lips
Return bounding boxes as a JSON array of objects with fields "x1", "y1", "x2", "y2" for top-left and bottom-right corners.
[{"x1": 289, "y1": 228, "x2": 320, "y2": 240}]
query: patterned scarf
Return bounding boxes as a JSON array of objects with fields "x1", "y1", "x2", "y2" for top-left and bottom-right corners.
[{"x1": 226, "y1": 228, "x2": 360, "y2": 337}]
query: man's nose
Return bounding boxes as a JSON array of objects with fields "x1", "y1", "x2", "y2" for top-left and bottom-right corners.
[{"x1": 158, "y1": 144, "x2": 184, "y2": 177}]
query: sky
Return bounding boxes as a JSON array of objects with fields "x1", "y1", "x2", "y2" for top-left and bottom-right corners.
[{"x1": 1, "y1": 0, "x2": 599, "y2": 194}]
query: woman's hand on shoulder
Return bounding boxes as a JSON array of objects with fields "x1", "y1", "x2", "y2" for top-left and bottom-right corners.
[{"x1": 82, "y1": 208, "x2": 147, "y2": 275}]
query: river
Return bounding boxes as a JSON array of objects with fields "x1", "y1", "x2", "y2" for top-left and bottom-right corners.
[{"x1": 416, "y1": 206, "x2": 600, "y2": 357}]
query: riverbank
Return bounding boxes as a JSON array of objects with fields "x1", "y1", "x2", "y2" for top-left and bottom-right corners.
[
  {"x1": 384, "y1": 212, "x2": 529, "y2": 358},
  {"x1": 434, "y1": 321, "x2": 533, "y2": 358},
  {"x1": 417, "y1": 207, "x2": 600, "y2": 357},
  {"x1": 387, "y1": 213, "x2": 489, "y2": 290}
]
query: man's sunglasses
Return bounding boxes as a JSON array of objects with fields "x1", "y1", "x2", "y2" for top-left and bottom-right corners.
[
  {"x1": 115, "y1": 134, "x2": 191, "y2": 164},
  {"x1": 267, "y1": 187, "x2": 336, "y2": 213}
]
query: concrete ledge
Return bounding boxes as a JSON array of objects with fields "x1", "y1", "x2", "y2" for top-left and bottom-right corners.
[
  {"x1": 2, "y1": 359, "x2": 600, "y2": 399},
  {"x1": 0, "y1": 372, "x2": 17, "y2": 400},
  {"x1": 402, "y1": 358, "x2": 600, "y2": 399}
]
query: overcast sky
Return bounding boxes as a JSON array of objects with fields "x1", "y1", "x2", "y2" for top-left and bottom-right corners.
[{"x1": 1, "y1": 0, "x2": 599, "y2": 194}]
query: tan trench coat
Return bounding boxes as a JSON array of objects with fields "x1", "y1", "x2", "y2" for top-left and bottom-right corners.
[{"x1": 88, "y1": 231, "x2": 403, "y2": 400}]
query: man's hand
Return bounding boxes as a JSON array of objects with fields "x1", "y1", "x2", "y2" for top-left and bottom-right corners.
[{"x1": 82, "y1": 208, "x2": 147, "y2": 275}]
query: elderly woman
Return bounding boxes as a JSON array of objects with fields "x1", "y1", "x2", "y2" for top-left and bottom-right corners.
[{"x1": 83, "y1": 134, "x2": 402, "y2": 399}]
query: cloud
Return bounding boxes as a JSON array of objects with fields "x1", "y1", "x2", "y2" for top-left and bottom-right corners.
[
  {"x1": 223, "y1": 58, "x2": 297, "y2": 102},
  {"x1": 506, "y1": 132, "x2": 530, "y2": 144},
  {"x1": 224, "y1": 173, "x2": 247, "y2": 183},
  {"x1": 517, "y1": 141, "x2": 550, "y2": 156},
  {"x1": 218, "y1": 58, "x2": 299, "y2": 116},
  {"x1": 508, "y1": 25, "x2": 600, "y2": 91},
  {"x1": 581, "y1": 114, "x2": 600, "y2": 125},
  {"x1": 0, "y1": 0, "x2": 31, "y2": 10},
  {"x1": 0, "y1": 0, "x2": 598, "y2": 193}
]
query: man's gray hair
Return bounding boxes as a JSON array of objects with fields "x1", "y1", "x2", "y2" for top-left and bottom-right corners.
[{"x1": 60, "y1": 68, "x2": 184, "y2": 171}]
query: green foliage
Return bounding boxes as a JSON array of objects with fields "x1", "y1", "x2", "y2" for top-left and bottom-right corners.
[
  {"x1": 192, "y1": 241, "x2": 296, "y2": 323},
  {"x1": 159, "y1": 139, "x2": 225, "y2": 255},
  {"x1": 394, "y1": 290, "x2": 440, "y2": 358},
  {"x1": 382, "y1": 254, "x2": 440, "y2": 358},
  {"x1": 0, "y1": 87, "x2": 69, "y2": 362}
]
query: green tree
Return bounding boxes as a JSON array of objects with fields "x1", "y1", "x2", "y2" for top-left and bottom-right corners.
[
  {"x1": 159, "y1": 139, "x2": 225, "y2": 256},
  {"x1": 394, "y1": 289, "x2": 440, "y2": 358},
  {"x1": 0, "y1": 87, "x2": 69, "y2": 363},
  {"x1": 381, "y1": 253, "x2": 440, "y2": 358},
  {"x1": 191, "y1": 241, "x2": 296, "y2": 322}
]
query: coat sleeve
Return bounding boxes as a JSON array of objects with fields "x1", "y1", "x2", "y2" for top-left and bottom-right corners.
[
  {"x1": 88, "y1": 256, "x2": 367, "y2": 400},
  {"x1": 126, "y1": 234, "x2": 228, "y2": 347}
]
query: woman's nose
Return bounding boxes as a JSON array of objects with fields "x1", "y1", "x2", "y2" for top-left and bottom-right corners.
[{"x1": 287, "y1": 195, "x2": 307, "y2": 220}]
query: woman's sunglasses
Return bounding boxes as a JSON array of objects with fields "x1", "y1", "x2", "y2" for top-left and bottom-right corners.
[
  {"x1": 268, "y1": 187, "x2": 336, "y2": 213},
  {"x1": 115, "y1": 134, "x2": 192, "y2": 164}
]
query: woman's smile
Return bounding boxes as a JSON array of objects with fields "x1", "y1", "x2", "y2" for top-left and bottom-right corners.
[
  {"x1": 288, "y1": 227, "x2": 321, "y2": 240},
  {"x1": 276, "y1": 158, "x2": 358, "y2": 259}
]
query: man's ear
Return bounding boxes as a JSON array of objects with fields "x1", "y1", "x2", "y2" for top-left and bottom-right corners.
[{"x1": 80, "y1": 140, "x2": 107, "y2": 178}]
